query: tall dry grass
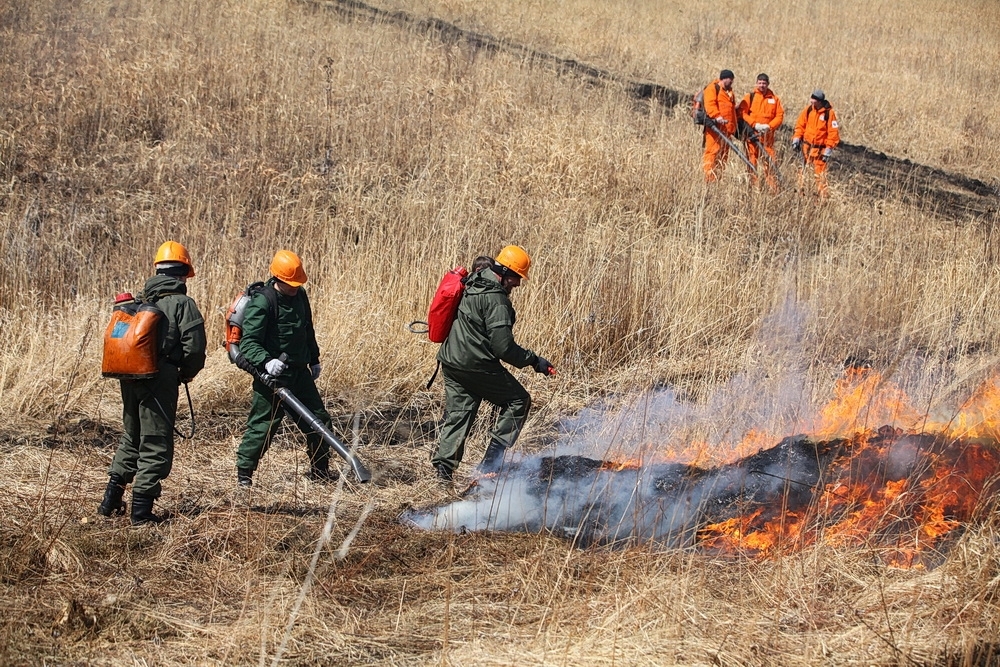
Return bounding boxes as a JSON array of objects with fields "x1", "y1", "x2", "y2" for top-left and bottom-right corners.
[{"x1": 1, "y1": 0, "x2": 999, "y2": 664}]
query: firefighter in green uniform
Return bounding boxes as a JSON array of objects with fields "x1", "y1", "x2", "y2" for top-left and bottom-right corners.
[
  {"x1": 98, "y1": 241, "x2": 207, "y2": 525},
  {"x1": 235, "y1": 249, "x2": 335, "y2": 488},
  {"x1": 431, "y1": 245, "x2": 555, "y2": 482}
]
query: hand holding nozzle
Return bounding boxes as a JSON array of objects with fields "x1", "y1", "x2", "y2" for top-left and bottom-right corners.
[
  {"x1": 262, "y1": 353, "x2": 289, "y2": 386},
  {"x1": 264, "y1": 357, "x2": 287, "y2": 377},
  {"x1": 534, "y1": 356, "x2": 556, "y2": 376}
]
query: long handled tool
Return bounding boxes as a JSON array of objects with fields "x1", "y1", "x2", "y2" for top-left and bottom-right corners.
[
  {"x1": 745, "y1": 131, "x2": 784, "y2": 187},
  {"x1": 260, "y1": 354, "x2": 372, "y2": 483},
  {"x1": 707, "y1": 123, "x2": 757, "y2": 173}
]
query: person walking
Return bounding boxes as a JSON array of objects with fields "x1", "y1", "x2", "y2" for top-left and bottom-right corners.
[
  {"x1": 792, "y1": 89, "x2": 841, "y2": 198},
  {"x1": 97, "y1": 241, "x2": 207, "y2": 525},
  {"x1": 701, "y1": 69, "x2": 738, "y2": 183},
  {"x1": 738, "y1": 73, "x2": 784, "y2": 191},
  {"x1": 235, "y1": 249, "x2": 336, "y2": 488},
  {"x1": 431, "y1": 245, "x2": 555, "y2": 482}
]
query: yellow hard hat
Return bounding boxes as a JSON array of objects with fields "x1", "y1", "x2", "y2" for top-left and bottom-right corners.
[
  {"x1": 495, "y1": 245, "x2": 531, "y2": 279},
  {"x1": 270, "y1": 249, "x2": 308, "y2": 287},
  {"x1": 154, "y1": 241, "x2": 195, "y2": 277}
]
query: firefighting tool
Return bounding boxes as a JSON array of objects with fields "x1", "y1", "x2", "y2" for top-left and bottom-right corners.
[
  {"x1": 707, "y1": 122, "x2": 757, "y2": 173},
  {"x1": 259, "y1": 354, "x2": 371, "y2": 483},
  {"x1": 101, "y1": 291, "x2": 195, "y2": 438}
]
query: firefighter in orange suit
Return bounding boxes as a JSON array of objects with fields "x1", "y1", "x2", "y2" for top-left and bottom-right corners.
[
  {"x1": 738, "y1": 73, "x2": 784, "y2": 191},
  {"x1": 792, "y1": 89, "x2": 841, "y2": 198},
  {"x1": 701, "y1": 69, "x2": 738, "y2": 183}
]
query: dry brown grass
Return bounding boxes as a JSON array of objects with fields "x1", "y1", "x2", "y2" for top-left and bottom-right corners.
[{"x1": 2, "y1": 0, "x2": 1000, "y2": 664}]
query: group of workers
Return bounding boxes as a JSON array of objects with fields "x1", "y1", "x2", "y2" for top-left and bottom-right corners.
[
  {"x1": 700, "y1": 69, "x2": 841, "y2": 198},
  {"x1": 95, "y1": 72, "x2": 845, "y2": 525},
  {"x1": 97, "y1": 242, "x2": 552, "y2": 525}
]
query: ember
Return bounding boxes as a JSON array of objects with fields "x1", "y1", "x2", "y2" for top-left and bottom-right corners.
[{"x1": 404, "y1": 371, "x2": 1000, "y2": 567}]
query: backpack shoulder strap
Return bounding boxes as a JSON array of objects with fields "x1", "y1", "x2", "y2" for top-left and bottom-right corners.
[
  {"x1": 260, "y1": 282, "x2": 279, "y2": 321},
  {"x1": 300, "y1": 287, "x2": 312, "y2": 321}
]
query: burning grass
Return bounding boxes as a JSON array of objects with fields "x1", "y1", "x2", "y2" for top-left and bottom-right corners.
[
  {"x1": 2, "y1": 0, "x2": 1000, "y2": 664},
  {"x1": 410, "y1": 370, "x2": 1000, "y2": 571},
  {"x1": 408, "y1": 427, "x2": 1000, "y2": 568}
]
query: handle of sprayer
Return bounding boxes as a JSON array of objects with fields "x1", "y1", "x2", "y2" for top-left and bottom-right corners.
[{"x1": 259, "y1": 352, "x2": 290, "y2": 389}]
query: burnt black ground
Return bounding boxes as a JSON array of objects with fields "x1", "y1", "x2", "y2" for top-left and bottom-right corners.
[{"x1": 404, "y1": 427, "x2": 1000, "y2": 556}]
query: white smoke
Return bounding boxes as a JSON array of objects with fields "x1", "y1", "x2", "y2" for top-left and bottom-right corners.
[{"x1": 403, "y1": 296, "x2": 968, "y2": 546}]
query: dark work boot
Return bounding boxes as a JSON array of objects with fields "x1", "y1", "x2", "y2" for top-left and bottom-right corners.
[
  {"x1": 237, "y1": 468, "x2": 254, "y2": 489},
  {"x1": 307, "y1": 462, "x2": 338, "y2": 483},
  {"x1": 130, "y1": 493, "x2": 163, "y2": 526},
  {"x1": 434, "y1": 463, "x2": 453, "y2": 484},
  {"x1": 477, "y1": 442, "x2": 507, "y2": 474},
  {"x1": 97, "y1": 474, "x2": 128, "y2": 517}
]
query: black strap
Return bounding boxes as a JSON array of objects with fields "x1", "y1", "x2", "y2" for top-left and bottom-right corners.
[
  {"x1": 425, "y1": 361, "x2": 441, "y2": 389},
  {"x1": 152, "y1": 381, "x2": 196, "y2": 439},
  {"x1": 261, "y1": 282, "x2": 279, "y2": 321}
]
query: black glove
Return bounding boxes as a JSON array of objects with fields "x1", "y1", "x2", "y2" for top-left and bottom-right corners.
[{"x1": 533, "y1": 356, "x2": 555, "y2": 375}]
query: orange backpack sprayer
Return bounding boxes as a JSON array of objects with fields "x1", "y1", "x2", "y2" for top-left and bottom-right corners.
[
  {"x1": 101, "y1": 292, "x2": 164, "y2": 379},
  {"x1": 101, "y1": 290, "x2": 196, "y2": 438},
  {"x1": 222, "y1": 282, "x2": 279, "y2": 374}
]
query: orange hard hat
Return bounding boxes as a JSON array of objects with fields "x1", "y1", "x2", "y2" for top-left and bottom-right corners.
[
  {"x1": 495, "y1": 245, "x2": 531, "y2": 279},
  {"x1": 154, "y1": 241, "x2": 195, "y2": 277},
  {"x1": 270, "y1": 249, "x2": 308, "y2": 287}
]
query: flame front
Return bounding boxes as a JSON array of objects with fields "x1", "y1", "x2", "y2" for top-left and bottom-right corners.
[{"x1": 692, "y1": 369, "x2": 1000, "y2": 566}]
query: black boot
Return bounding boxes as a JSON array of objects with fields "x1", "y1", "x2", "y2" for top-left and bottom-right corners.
[
  {"x1": 434, "y1": 463, "x2": 453, "y2": 483},
  {"x1": 97, "y1": 474, "x2": 127, "y2": 517},
  {"x1": 237, "y1": 468, "x2": 254, "y2": 489},
  {"x1": 130, "y1": 493, "x2": 163, "y2": 526},
  {"x1": 307, "y1": 462, "x2": 338, "y2": 483},
  {"x1": 477, "y1": 441, "x2": 507, "y2": 474}
]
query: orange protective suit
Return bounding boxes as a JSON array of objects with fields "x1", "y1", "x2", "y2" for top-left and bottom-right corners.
[
  {"x1": 739, "y1": 90, "x2": 784, "y2": 190},
  {"x1": 793, "y1": 101, "x2": 841, "y2": 198},
  {"x1": 702, "y1": 80, "x2": 738, "y2": 183}
]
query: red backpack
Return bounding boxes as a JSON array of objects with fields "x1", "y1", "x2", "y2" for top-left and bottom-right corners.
[{"x1": 427, "y1": 266, "x2": 468, "y2": 343}]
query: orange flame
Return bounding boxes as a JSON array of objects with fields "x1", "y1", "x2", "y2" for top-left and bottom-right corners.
[{"x1": 689, "y1": 369, "x2": 1000, "y2": 566}]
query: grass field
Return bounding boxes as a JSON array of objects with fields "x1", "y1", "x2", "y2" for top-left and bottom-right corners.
[{"x1": 1, "y1": 0, "x2": 999, "y2": 664}]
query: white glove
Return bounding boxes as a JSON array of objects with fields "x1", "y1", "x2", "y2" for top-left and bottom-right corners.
[
  {"x1": 264, "y1": 358, "x2": 287, "y2": 376},
  {"x1": 755, "y1": 123, "x2": 770, "y2": 132},
  {"x1": 791, "y1": 138, "x2": 802, "y2": 150},
  {"x1": 714, "y1": 116, "x2": 727, "y2": 125},
  {"x1": 310, "y1": 363, "x2": 322, "y2": 380},
  {"x1": 822, "y1": 147, "x2": 834, "y2": 157}
]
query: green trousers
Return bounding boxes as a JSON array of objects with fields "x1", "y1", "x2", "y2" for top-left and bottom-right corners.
[
  {"x1": 237, "y1": 368, "x2": 332, "y2": 472},
  {"x1": 431, "y1": 364, "x2": 531, "y2": 473},
  {"x1": 109, "y1": 365, "x2": 179, "y2": 498}
]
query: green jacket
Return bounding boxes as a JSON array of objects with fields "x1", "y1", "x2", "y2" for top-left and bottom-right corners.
[
  {"x1": 239, "y1": 278, "x2": 320, "y2": 370},
  {"x1": 140, "y1": 275, "x2": 207, "y2": 381},
  {"x1": 437, "y1": 268, "x2": 538, "y2": 372}
]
